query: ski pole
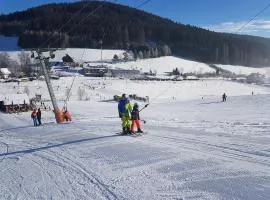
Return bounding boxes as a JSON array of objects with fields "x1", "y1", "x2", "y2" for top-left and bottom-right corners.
[
  {"x1": 140, "y1": 119, "x2": 146, "y2": 124},
  {"x1": 139, "y1": 104, "x2": 149, "y2": 112}
]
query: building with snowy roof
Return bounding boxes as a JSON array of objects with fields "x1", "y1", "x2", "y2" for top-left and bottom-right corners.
[
  {"x1": 0, "y1": 68, "x2": 11, "y2": 79},
  {"x1": 0, "y1": 93, "x2": 30, "y2": 113}
]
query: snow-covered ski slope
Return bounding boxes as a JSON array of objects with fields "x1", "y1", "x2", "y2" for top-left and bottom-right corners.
[
  {"x1": 0, "y1": 77, "x2": 270, "y2": 199},
  {"x1": 105, "y1": 56, "x2": 215, "y2": 75}
]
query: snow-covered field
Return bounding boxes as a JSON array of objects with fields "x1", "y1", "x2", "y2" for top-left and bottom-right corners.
[
  {"x1": 4, "y1": 48, "x2": 270, "y2": 77},
  {"x1": 216, "y1": 64, "x2": 270, "y2": 77},
  {"x1": 0, "y1": 77, "x2": 270, "y2": 199},
  {"x1": 104, "y1": 56, "x2": 215, "y2": 75},
  {"x1": 4, "y1": 48, "x2": 125, "y2": 63}
]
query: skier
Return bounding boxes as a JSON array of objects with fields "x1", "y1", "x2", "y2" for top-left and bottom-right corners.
[
  {"x1": 31, "y1": 109, "x2": 38, "y2": 126},
  {"x1": 130, "y1": 103, "x2": 143, "y2": 134},
  {"x1": 37, "y1": 108, "x2": 42, "y2": 126},
  {"x1": 118, "y1": 94, "x2": 132, "y2": 134},
  {"x1": 222, "y1": 93, "x2": 227, "y2": 102}
]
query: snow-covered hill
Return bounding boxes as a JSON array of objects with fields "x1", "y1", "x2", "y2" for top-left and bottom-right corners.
[
  {"x1": 3, "y1": 49, "x2": 215, "y2": 75},
  {"x1": 107, "y1": 56, "x2": 215, "y2": 75},
  {"x1": 4, "y1": 48, "x2": 125, "y2": 64},
  {"x1": 216, "y1": 64, "x2": 270, "y2": 77},
  {"x1": 4, "y1": 48, "x2": 270, "y2": 77}
]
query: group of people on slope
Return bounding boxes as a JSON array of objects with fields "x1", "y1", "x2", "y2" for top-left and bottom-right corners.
[
  {"x1": 31, "y1": 107, "x2": 72, "y2": 126},
  {"x1": 118, "y1": 94, "x2": 143, "y2": 134},
  {"x1": 31, "y1": 108, "x2": 42, "y2": 126},
  {"x1": 30, "y1": 94, "x2": 142, "y2": 133}
]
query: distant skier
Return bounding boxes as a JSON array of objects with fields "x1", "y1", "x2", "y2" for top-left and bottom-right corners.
[
  {"x1": 222, "y1": 93, "x2": 227, "y2": 102},
  {"x1": 130, "y1": 103, "x2": 143, "y2": 134},
  {"x1": 118, "y1": 94, "x2": 132, "y2": 134},
  {"x1": 31, "y1": 109, "x2": 38, "y2": 126},
  {"x1": 37, "y1": 108, "x2": 42, "y2": 126}
]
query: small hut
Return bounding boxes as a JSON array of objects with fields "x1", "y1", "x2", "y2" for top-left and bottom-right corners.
[{"x1": 0, "y1": 94, "x2": 30, "y2": 113}]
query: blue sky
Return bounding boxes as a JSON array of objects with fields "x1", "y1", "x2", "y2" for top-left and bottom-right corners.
[{"x1": 1, "y1": 0, "x2": 270, "y2": 37}]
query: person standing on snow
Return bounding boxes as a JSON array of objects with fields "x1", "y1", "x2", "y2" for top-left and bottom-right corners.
[
  {"x1": 31, "y1": 109, "x2": 38, "y2": 126},
  {"x1": 222, "y1": 93, "x2": 227, "y2": 102},
  {"x1": 64, "y1": 110, "x2": 72, "y2": 122},
  {"x1": 118, "y1": 94, "x2": 132, "y2": 134},
  {"x1": 37, "y1": 108, "x2": 42, "y2": 126},
  {"x1": 131, "y1": 103, "x2": 143, "y2": 134}
]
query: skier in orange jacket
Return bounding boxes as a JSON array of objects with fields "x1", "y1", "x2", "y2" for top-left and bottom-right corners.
[{"x1": 130, "y1": 103, "x2": 143, "y2": 134}]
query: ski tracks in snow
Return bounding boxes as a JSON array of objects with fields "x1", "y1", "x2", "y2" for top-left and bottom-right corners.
[{"x1": 1, "y1": 105, "x2": 270, "y2": 199}]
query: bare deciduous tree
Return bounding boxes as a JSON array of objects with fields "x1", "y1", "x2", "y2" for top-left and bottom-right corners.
[
  {"x1": 77, "y1": 87, "x2": 85, "y2": 101},
  {"x1": 0, "y1": 52, "x2": 10, "y2": 68}
]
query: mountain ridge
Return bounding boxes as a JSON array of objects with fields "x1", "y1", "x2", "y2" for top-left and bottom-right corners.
[{"x1": 0, "y1": 1, "x2": 270, "y2": 67}]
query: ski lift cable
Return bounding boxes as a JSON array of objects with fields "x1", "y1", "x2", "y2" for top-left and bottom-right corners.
[
  {"x1": 101, "y1": 0, "x2": 153, "y2": 40},
  {"x1": 62, "y1": 0, "x2": 119, "y2": 108},
  {"x1": 38, "y1": 0, "x2": 98, "y2": 49},
  {"x1": 65, "y1": 0, "x2": 153, "y2": 102},
  {"x1": 36, "y1": 0, "x2": 114, "y2": 109},
  {"x1": 235, "y1": 2, "x2": 270, "y2": 34},
  {"x1": 147, "y1": 1, "x2": 270, "y2": 104},
  {"x1": 31, "y1": 1, "x2": 111, "y2": 111},
  {"x1": 136, "y1": 0, "x2": 153, "y2": 9},
  {"x1": 48, "y1": 1, "x2": 109, "y2": 48}
]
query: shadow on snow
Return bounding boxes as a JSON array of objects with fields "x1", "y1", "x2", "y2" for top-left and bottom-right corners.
[{"x1": 0, "y1": 134, "x2": 121, "y2": 157}]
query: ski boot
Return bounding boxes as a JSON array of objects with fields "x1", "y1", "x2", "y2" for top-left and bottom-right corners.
[
  {"x1": 122, "y1": 127, "x2": 127, "y2": 135},
  {"x1": 137, "y1": 128, "x2": 143, "y2": 133}
]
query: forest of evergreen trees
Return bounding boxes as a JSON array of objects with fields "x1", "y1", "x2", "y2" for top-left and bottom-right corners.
[{"x1": 1, "y1": 1, "x2": 270, "y2": 66}]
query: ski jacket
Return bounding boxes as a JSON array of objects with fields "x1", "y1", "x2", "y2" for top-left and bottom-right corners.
[
  {"x1": 31, "y1": 111, "x2": 37, "y2": 118},
  {"x1": 37, "y1": 111, "x2": 41, "y2": 119},
  {"x1": 131, "y1": 107, "x2": 140, "y2": 120},
  {"x1": 65, "y1": 111, "x2": 72, "y2": 121},
  {"x1": 118, "y1": 97, "x2": 132, "y2": 117}
]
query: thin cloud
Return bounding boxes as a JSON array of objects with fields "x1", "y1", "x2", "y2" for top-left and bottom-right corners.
[{"x1": 205, "y1": 19, "x2": 270, "y2": 37}]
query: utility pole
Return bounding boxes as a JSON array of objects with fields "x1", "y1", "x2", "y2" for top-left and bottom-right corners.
[
  {"x1": 100, "y1": 39, "x2": 103, "y2": 66},
  {"x1": 34, "y1": 50, "x2": 64, "y2": 123}
]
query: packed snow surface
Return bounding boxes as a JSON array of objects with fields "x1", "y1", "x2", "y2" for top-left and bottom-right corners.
[{"x1": 0, "y1": 77, "x2": 270, "y2": 199}]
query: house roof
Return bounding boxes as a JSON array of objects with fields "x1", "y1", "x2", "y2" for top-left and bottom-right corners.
[
  {"x1": 0, "y1": 68, "x2": 11, "y2": 75},
  {"x1": 0, "y1": 93, "x2": 30, "y2": 105}
]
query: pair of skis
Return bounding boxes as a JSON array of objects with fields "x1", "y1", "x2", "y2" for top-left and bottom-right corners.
[{"x1": 117, "y1": 131, "x2": 147, "y2": 137}]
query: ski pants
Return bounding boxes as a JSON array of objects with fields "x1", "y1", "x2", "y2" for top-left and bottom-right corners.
[
  {"x1": 121, "y1": 114, "x2": 130, "y2": 129},
  {"x1": 37, "y1": 117, "x2": 41, "y2": 126},
  {"x1": 32, "y1": 117, "x2": 37, "y2": 126},
  {"x1": 131, "y1": 119, "x2": 141, "y2": 132}
]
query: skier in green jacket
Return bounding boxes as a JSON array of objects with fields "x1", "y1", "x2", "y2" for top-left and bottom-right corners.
[{"x1": 118, "y1": 94, "x2": 132, "y2": 134}]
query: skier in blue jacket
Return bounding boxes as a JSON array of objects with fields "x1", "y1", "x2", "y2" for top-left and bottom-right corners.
[{"x1": 118, "y1": 94, "x2": 132, "y2": 134}]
